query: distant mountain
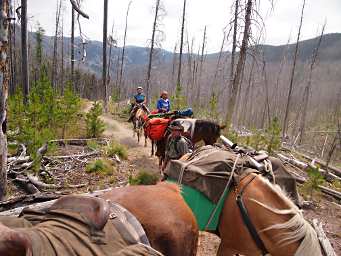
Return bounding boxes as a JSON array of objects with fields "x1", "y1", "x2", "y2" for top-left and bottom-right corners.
[{"x1": 25, "y1": 30, "x2": 341, "y2": 75}]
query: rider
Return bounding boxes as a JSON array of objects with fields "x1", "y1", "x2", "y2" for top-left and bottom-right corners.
[
  {"x1": 156, "y1": 91, "x2": 171, "y2": 113},
  {"x1": 162, "y1": 123, "x2": 192, "y2": 175},
  {"x1": 128, "y1": 86, "x2": 147, "y2": 122}
]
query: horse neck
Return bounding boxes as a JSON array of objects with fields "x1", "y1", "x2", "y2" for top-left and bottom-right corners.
[{"x1": 239, "y1": 175, "x2": 321, "y2": 256}]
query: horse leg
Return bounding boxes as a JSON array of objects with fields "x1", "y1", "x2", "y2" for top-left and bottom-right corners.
[{"x1": 151, "y1": 141, "x2": 155, "y2": 156}]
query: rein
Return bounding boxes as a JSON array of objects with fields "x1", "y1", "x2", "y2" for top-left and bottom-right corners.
[{"x1": 236, "y1": 174, "x2": 270, "y2": 256}]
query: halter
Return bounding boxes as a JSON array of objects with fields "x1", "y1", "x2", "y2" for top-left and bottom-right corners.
[{"x1": 236, "y1": 174, "x2": 270, "y2": 256}]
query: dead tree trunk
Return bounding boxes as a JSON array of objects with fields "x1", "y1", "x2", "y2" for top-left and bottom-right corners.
[
  {"x1": 118, "y1": 0, "x2": 132, "y2": 98},
  {"x1": 196, "y1": 25, "x2": 206, "y2": 104},
  {"x1": 60, "y1": 18, "x2": 64, "y2": 93},
  {"x1": 146, "y1": 0, "x2": 161, "y2": 105},
  {"x1": 176, "y1": 0, "x2": 186, "y2": 88},
  {"x1": 262, "y1": 55, "x2": 271, "y2": 126},
  {"x1": 225, "y1": 0, "x2": 253, "y2": 129},
  {"x1": 52, "y1": 0, "x2": 61, "y2": 90},
  {"x1": 21, "y1": 0, "x2": 29, "y2": 104},
  {"x1": 171, "y1": 43, "x2": 177, "y2": 86},
  {"x1": 282, "y1": 0, "x2": 306, "y2": 139},
  {"x1": 102, "y1": 0, "x2": 108, "y2": 112},
  {"x1": 298, "y1": 24, "x2": 325, "y2": 144},
  {"x1": 0, "y1": 0, "x2": 9, "y2": 200},
  {"x1": 71, "y1": 6, "x2": 75, "y2": 90},
  {"x1": 229, "y1": 0, "x2": 239, "y2": 87}
]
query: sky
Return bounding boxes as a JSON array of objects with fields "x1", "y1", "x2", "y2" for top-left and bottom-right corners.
[{"x1": 24, "y1": 0, "x2": 341, "y2": 53}]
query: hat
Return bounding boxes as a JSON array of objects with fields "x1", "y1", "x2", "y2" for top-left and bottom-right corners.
[{"x1": 137, "y1": 86, "x2": 143, "y2": 90}]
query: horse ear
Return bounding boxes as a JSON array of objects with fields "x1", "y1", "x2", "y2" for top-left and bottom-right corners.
[{"x1": 219, "y1": 125, "x2": 227, "y2": 130}]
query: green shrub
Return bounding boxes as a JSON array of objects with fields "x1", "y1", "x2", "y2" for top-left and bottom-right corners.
[
  {"x1": 86, "y1": 158, "x2": 114, "y2": 175},
  {"x1": 265, "y1": 117, "x2": 281, "y2": 154},
  {"x1": 129, "y1": 171, "x2": 159, "y2": 185},
  {"x1": 86, "y1": 140, "x2": 100, "y2": 151},
  {"x1": 85, "y1": 102, "x2": 105, "y2": 138},
  {"x1": 301, "y1": 166, "x2": 325, "y2": 200},
  {"x1": 58, "y1": 83, "x2": 81, "y2": 139},
  {"x1": 105, "y1": 140, "x2": 128, "y2": 160}
]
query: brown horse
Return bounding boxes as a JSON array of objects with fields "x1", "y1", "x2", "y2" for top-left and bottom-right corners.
[
  {"x1": 0, "y1": 183, "x2": 198, "y2": 256},
  {"x1": 217, "y1": 173, "x2": 321, "y2": 255},
  {"x1": 133, "y1": 107, "x2": 149, "y2": 146}
]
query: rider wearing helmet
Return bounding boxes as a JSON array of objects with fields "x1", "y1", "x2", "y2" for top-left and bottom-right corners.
[
  {"x1": 128, "y1": 86, "x2": 147, "y2": 122},
  {"x1": 156, "y1": 91, "x2": 171, "y2": 113}
]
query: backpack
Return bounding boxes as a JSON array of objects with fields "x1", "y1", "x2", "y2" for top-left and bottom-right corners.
[{"x1": 144, "y1": 118, "x2": 171, "y2": 141}]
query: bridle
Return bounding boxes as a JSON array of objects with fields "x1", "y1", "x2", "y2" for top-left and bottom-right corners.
[{"x1": 235, "y1": 174, "x2": 270, "y2": 256}]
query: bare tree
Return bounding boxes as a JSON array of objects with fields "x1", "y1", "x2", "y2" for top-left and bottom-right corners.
[
  {"x1": 52, "y1": 0, "x2": 62, "y2": 89},
  {"x1": 21, "y1": 0, "x2": 29, "y2": 104},
  {"x1": 196, "y1": 25, "x2": 206, "y2": 104},
  {"x1": 229, "y1": 0, "x2": 239, "y2": 85},
  {"x1": 103, "y1": 0, "x2": 108, "y2": 112},
  {"x1": 60, "y1": 17, "x2": 65, "y2": 93},
  {"x1": 71, "y1": 6, "x2": 75, "y2": 89},
  {"x1": 176, "y1": 0, "x2": 186, "y2": 88},
  {"x1": 0, "y1": 0, "x2": 9, "y2": 200},
  {"x1": 298, "y1": 24, "x2": 325, "y2": 143},
  {"x1": 282, "y1": 0, "x2": 306, "y2": 138},
  {"x1": 118, "y1": 0, "x2": 132, "y2": 97},
  {"x1": 146, "y1": 0, "x2": 162, "y2": 104},
  {"x1": 225, "y1": 0, "x2": 253, "y2": 129}
]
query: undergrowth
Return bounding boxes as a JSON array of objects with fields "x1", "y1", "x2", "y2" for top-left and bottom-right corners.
[
  {"x1": 129, "y1": 171, "x2": 159, "y2": 185},
  {"x1": 86, "y1": 158, "x2": 115, "y2": 175}
]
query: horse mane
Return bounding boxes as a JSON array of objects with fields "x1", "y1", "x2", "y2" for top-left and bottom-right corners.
[
  {"x1": 196, "y1": 119, "x2": 221, "y2": 134},
  {"x1": 248, "y1": 176, "x2": 322, "y2": 256}
]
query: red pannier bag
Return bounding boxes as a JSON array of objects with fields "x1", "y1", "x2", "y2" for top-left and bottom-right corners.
[{"x1": 144, "y1": 118, "x2": 170, "y2": 141}]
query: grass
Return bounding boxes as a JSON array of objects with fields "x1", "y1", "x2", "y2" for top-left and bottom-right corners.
[
  {"x1": 86, "y1": 140, "x2": 100, "y2": 151},
  {"x1": 86, "y1": 158, "x2": 115, "y2": 176},
  {"x1": 105, "y1": 140, "x2": 128, "y2": 160},
  {"x1": 129, "y1": 170, "x2": 160, "y2": 185}
]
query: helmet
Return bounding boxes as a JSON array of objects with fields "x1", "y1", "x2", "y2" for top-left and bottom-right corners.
[{"x1": 137, "y1": 86, "x2": 143, "y2": 90}]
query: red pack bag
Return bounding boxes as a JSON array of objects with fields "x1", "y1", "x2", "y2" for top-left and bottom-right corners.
[{"x1": 144, "y1": 118, "x2": 170, "y2": 141}]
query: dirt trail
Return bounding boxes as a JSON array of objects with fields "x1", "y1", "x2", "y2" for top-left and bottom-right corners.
[{"x1": 100, "y1": 113, "x2": 160, "y2": 174}]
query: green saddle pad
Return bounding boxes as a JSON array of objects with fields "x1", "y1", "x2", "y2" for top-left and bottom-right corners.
[{"x1": 167, "y1": 179, "x2": 229, "y2": 231}]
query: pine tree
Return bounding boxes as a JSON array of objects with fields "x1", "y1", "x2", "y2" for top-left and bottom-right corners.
[{"x1": 85, "y1": 102, "x2": 105, "y2": 138}]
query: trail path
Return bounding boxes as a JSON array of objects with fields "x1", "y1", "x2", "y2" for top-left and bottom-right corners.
[{"x1": 100, "y1": 113, "x2": 160, "y2": 174}]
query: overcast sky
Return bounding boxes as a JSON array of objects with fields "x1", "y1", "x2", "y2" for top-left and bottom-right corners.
[{"x1": 25, "y1": 0, "x2": 341, "y2": 53}]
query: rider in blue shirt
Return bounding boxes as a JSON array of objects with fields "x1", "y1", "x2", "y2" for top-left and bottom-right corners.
[
  {"x1": 156, "y1": 91, "x2": 170, "y2": 113},
  {"x1": 128, "y1": 86, "x2": 147, "y2": 122}
]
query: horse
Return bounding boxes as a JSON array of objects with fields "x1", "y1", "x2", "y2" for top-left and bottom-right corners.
[
  {"x1": 217, "y1": 172, "x2": 321, "y2": 255},
  {"x1": 132, "y1": 105, "x2": 149, "y2": 146},
  {"x1": 155, "y1": 119, "x2": 226, "y2": 169},
  {"x1": 0, "y1": 183, "x2": 198, "y2": 256}
]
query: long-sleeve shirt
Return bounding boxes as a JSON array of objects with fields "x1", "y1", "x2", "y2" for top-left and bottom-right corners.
[{"x1": 156, "y1": 98, "x2": 170, "y2": 112}]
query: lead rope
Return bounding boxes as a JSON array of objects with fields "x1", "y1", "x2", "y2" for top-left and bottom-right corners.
[{"x1": 204, "y1": 154, "x2": 240, "y2": 230}]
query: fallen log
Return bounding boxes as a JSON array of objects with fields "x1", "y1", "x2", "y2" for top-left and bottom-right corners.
[
  {"x1": 282, "y1": 146, "x2": 341, "y2": 178},
  {"x1": 0, "y1": 188, "x2": 114, "y2": 216},
  {"x1": 27, "y1": 174, "x2": 87, "y2": 190},
  {"x1": 44, "y1": 150, "x2": 100, "y2": 160},
  {"x1": 312, "y1": 219, "x2": 337, "y2": 256},
  {"x1": 0, "y1": 193, "x2": 64, "y2": 212},
  {"x1": 49, "y1": 138, "x2": 107, "y2": 147},
  {"x1": 277, "y1": 153, "x2": 341, "y2": 182}
]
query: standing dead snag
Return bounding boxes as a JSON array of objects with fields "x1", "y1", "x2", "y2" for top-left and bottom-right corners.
[
  {"x1": 282, "y1": 0, "x2": 306, "y2": 139},
  {"x1": 21, "y1": 0, "x2": 28, "y2": 104},
  {"x1": 176, "y1": 0, "x2": 186, "y2": 89},
  {"x1": 0, "y1": 0, "x2": 9, "y2": 200},
  {"x1": 298, "y1": 23, "x2": 325, "y2": 144},
  {"x1": 225, "y1": 0, "x2": 253, "y2": 129},
  {"x1": 102, "y1": 0, "x2": 108, "y2": 112},
  {"x1": 118, "y1": 0, "x2": 132, "y2": 98},
  {"x1": 52, "y1": 0, "x2": 62, "y2": 90},
  {"x1": 196, "y1": 25, "x2": 206, "y2": 105},
  {"x1": 146, "y1": 0, "x2": 161, "y2": 104}
]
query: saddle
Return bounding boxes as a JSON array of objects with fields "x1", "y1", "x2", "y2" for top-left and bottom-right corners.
[{"x1": 48, "y1": 195, "x2": 110, "y2": 231}]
